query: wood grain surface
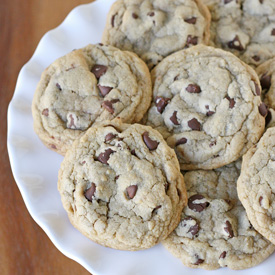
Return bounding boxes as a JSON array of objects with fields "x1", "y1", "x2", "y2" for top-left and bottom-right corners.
[{"x1": 1, "y1": 1, "x2": 97, "y2": 274}]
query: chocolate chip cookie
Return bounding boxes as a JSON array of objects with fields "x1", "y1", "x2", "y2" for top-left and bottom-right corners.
[
  {"x1": 237, "y1": 127, "x2": 275, "y2": 245},
  {"x1": 58, "y1": 119, "x2": 187, "y2": 250},
  {"x1": 202, "y1": 0, "x2": 275, "y2": 67},
  {"x1": 32, "y1": 44, "x2": 152, "y2": 155},
  {"x1": 145, "y1": 45, "x2": 266, "y2": 170},
  {"x1": 102, "y1": 0, "x2": 211, "y2": 69},
  {"x1": 256, "y1": 57, "x2": 275, "y2": 127},
  {"x1": 163, "y1": 161, "x2": 275, "y2": 270}
]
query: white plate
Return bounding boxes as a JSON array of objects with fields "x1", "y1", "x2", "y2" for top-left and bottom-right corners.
[{"x1": 7, "y1": 0, "x2": 275, "y2": 274}]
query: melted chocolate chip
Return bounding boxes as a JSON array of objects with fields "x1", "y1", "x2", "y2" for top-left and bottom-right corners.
[
  {"x1": 226, "y1": 96, "x2": 235, "y2": 109},
  {"x1": 186, "y1": 35, "x2": 198, "y2": 46},
  {"x1": 272, "y1": 29, "x2": 275, "y2": 36},
  {"x1": 228, "y1": 35, "x2": 244, "y2": 51},
  {"x1": 98, "y1": 85, "x2": 112, "y2": 97},
  {"x1": 224, "y1": 220, "x2": 234, "y2": 238},
  {"x1": 176, "y1": 137, "x2": 187, "y2": 146},
  {"x1": 259, "y1": 103, "x2": 268, "y2": 117},
  {"x1": 260, "y1": 73, "x2": 271, "y2": 90},
  {"x1": 170, "y1": 111, "x2": 180, "y2": 125},
  {"x1": 132, "y1": 13, "x2": 138, "y2": 19},
  {"x1": 42, "y1": 108, "x2": 49, "y2": 116},
  {"x1": 252, "y1": 55, "x2": 260, "y2": 62},
  {"x1": 186, "y1": 84, "x2": 201, "y2": 93},
  {"x1": 182, "y1": 217, "x2": 200, "y2": 236},
  {"x1": 111, "y1": 14, "x2": 117, "y2": 27},
  {"x1": 266, "y1": 110, "x2": 272, "y2": 126},
  {"x1": 188, "y1": 194, "x2": 209, "y2": 212},
  {"x1": 102, "y1": 100, "x2": 115, "y2": 114},
  {"x1": 188, "y1": 118, "x2": 201, "y2": 131},
  {"x1": 142, "y1": 132, "x2": 159, "y2": 150},
  {"x1": 56, "y1": 83, "x2": 62, "y2": 90},
  {"x1": 184, "y1": 17, "x2": 197, "y2": 24},
  {"x1": 206, "y1": 111, "x2": 215, "y2": 116},
  {"x1": 259, "y1": 196, "x2": 263, "y2": 206},
  {"x1": 254, "y1": 82, "x2": 261, "y2": 96},
  {"x1": 105, "y1": 133, "x2": 116, "y2": 142},
  {"x1": 91, "y1": 64, "x2": 108, "y2": 79},
  {"x1": 126, "y1": 185, "x2": 138, "y2": 199},
  {"x1": 219, "y1": 251, "x2": 227, "y2": 259},
  {"x1": 98, "y1": 148, "x2": 114, "y2": 165},
  {"x1": 155, "y1": 96, "x2": 170, "y2": 113},
  {"x1": 147, "y1": 11, "x2": 155, "y2": 16},
  {"x1": 85, "y1": 183, "x2": 96, "y2": 201}
]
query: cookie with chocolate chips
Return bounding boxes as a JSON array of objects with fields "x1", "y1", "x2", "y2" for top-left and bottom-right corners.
[
  {"x1": 58, "y1": 119, "x2": 187, "y2": 250},
  {"x1": 163, "y1": 161, "x2": 275, "y2": 270},
  {"x1": 102, "y1": 0, "x2": 211, "y2": 69},
  {"x1": 237, "y1": 127, "x2": 275, "y2": 246},
  {"x1": 32, "y1": 44, "x2": 152, "y2": 155},
  {"x1": 202, "y1": 0, "x2": 275, "y2": 67},
  {"x1": 146, "y1": 45, "x2": 265, "y2": 170},
  {"x1": 256, "y1": 57, "x2": 275, "y2": 127}
]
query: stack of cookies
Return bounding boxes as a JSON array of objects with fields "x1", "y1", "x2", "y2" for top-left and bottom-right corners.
[{"x1": 32, "y1": 0, "x2": 275, "y2": 270}]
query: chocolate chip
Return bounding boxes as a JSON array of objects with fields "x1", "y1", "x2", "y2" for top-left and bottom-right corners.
[
  {"x1": 259, "y1": 103, "x2": 268, "y2": 117},
  {"x1": 81, "y1": 161, "x2": 86, "y2": 165},
  {"x1": 105, "y1": 133, "x2": 116, "y2": 142},
  {"x1": 115, "y1": 175, "x2": 120, "y2": 180},
  {"x1": 260, "y1": 73, "x2": 271, "y2": 90},
  {"x1": 131, "y1": 149, "x2": 137, "y2": 156},
  {"x1": 170, "y1": 111, "x2": 180, "y2": 125},
  {"x1": 188, "y1": 118, "x2": 201, "y2": 131},
  {"x1": 188, "y1": 194, "x2": 209, "y2": 212},
  {"x1": 50, "y1": 144, "x2": 57, "y2": 149},
  {"x1": 184, "y1": 17, "x2": 197, "y2": 24},
  {"x1": 219, "y1": 251, "x2": 227, "y2": 259},
  {"x1": 206, "y1": 111, "x2": 215, "y2": 116},
  {"x1": 152, "y1": 205, "x2": 162, "y2": 215},
  {"x1": 176, "y1": 137, "x2": 187, "y2": 146},
  {"x1": 194, "y1": 256, "x2": 204, "y2": 265},
  {"x1": 85, "y1": 183, "x2": 96, "y2": 202},
  {"x1": 98, "y1": 85, "x2": 112, "y2": 97},
  {"x1": 42, "y1": 108, "x2": 49, "y2": 116},
  {"x1": 132, "y1": 13, "x2": 138, "y2": 19},
  {"x1": 91, "y1": 64, "x2": 108, "y2": 79},
  {"x1": 271, "y1": 29, "x2": 275, "y2": 36},
  {"x1": 186, "y1": 35, "x2": 198, "y2": 46},
  {"x1": 228, "y1": 35, "x2": 244, "y2": 51},
  {"x1": 224, "y1": 0, "x2": 233, "y2": 3},
  {"x1": 259, "y1": 196, "x2": 263, "y2": 206},
  {"x1": 147, "y1": 11, "x2": 155, "y2": 16},
  {"x1": 186, "y1": 84, "x2": 201, "y2": 93},
  {"x1": 98, "y1": 148, "x2": 114, "y2": 165},
  {"x1": 205, "y1": 105, "x2": 209, "y2": 110},
  {"x1": 142, "y1": 131, "x2": 159, "y2": 150},
  {"x1": 254, "y1": 82, "x2": 261, "y2": 96},
  {"x1": 56, "y1": 83, "x2": 62, "y2": 90},
  {"x1": 266, "y1": 110, "x2": 272, "y2": 126},
  {"x1": 98, "y1": 43, "x2": 104, "y2": 46},
  {"x1": 226, "y1": 96, "x2": 235, "y2": 109},
  {"x1": 259, "y1": 0, "x2": 263, "y2": 3},
  {"x1": 209, "y1": 140, "x2": 216, "y2": 147},
  {"x1": 182, "y1": 217, "x2": 200, "y2": 236},
  {"x1": 224, "y1": 220, "x2": 234, "y2": 238},
  {"x1": 111, "y1": 14, "x2": 117, "y2": 27},
  {"x1": 155, "y1": 96, "x2": 170, "y2": 113},
  {"x1": 102, "y1": 100, "x2": 115, "y2": 114},
  {"x1": 126, "y1": 185, "x2": 137, "y2": 199},
  {"x1": 67, "y1": 114, "x2": 76, "y2": 129},
  {"x1": 252, "y1": 55, "x2": 260, "y2": 62}
]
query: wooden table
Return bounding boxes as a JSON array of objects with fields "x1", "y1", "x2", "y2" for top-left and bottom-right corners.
[{"x1": 1, "y1": 1, "x2": 96, "y2": 274}]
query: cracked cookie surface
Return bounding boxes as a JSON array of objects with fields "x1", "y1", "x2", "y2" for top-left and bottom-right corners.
[
  {"x1": 145, "y1": 45, "x2": 266, "y2": 170},
  {"x1": 58, "y1": 119, "x2": 187, "y2": 250},
  {"x1": 32, "y1": 44, "x2": 152, "y2": 155},
  {"x1": 102, "y1": 0, "x2": 211, "y2": 69},
  {"x1": 162, "y1": 161, "x2": 275, "y2": 270},
  {"x1": 202, "y1": 0, "x2": 275, "y2": 67},
  {"x1": 237, "y1": 127, "x2": 275, "y2": 245}
]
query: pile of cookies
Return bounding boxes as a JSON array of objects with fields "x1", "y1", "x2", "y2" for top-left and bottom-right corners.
[{"x1": 32, "y1": 0, "x2": 275, "y2": 270}]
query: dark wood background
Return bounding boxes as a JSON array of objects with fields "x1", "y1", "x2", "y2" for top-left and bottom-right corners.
[{"x1": 1, "y1": 0, "x2": 95, "y2": 274}]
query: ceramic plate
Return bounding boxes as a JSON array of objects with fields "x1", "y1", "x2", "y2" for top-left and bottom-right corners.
[{"x1": 7, "y1": 0, "x2": 275, "y2": 274}]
